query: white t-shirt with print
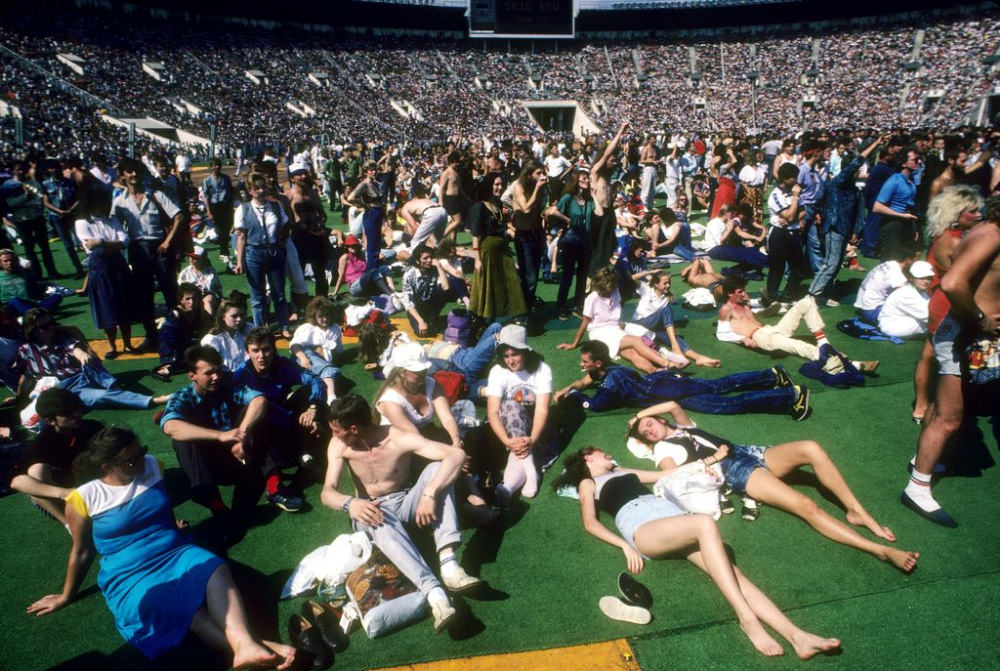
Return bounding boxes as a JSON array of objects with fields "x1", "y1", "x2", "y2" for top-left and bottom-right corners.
[{"x1": 485, "y1": 362, "x2": 553, "y2": 404}]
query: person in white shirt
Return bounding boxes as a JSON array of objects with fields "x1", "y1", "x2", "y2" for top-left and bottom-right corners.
[
  {"x1": 878, "y1": 260, "x2": 934, "y2": 338},
  {"x1": 853, "y1": 247, "x2": 920, "y2": 324},
  {"x1": 485, "y1": 325, "x2": 554, "y2": 505},
  {"x1": 289, "y1": 297, "x2": 343, "y2": 404},
  {"x1": 200, "y1": 297, "x2": 249, "y2": 372}
]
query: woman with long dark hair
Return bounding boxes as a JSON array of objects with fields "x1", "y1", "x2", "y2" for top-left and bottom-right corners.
[
  {"x1": 468, "y1": 172, "x2": 527, "y2": 322},
  {"x1": 548, "y1": 169, "x2": 595, "y2": 321},
  {"x1": 510, "y1": 161, "x2": 549, "y2": 315}
]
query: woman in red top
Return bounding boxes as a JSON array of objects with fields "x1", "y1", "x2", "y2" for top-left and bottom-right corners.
[{"x1": 911, "y1": 185, "x2": 983, "y2": 423}]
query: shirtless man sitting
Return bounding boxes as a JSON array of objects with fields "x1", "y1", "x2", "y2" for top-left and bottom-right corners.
[
  {"x1": 320, "y1": 395, "x2": 482, "y2": 632},
  {"x1": 717, "y1": 277, "x2": 879, "y2": 374}
]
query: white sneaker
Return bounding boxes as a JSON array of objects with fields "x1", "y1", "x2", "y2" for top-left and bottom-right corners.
[
  {"x1": 598, "y1": 596, "x2": 651, "y2": 624},
  {"x1": 430, "y1": 598, "x2": 457, "y2": 632}
]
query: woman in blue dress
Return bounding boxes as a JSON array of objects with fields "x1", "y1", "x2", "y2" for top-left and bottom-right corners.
[{"x1": 27, "y1": 427, "x2": 297, "y2": 669}]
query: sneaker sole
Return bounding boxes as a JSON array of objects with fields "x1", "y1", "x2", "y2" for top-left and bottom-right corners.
[{"x1": 599, "y1": 596, "x2": 651, "y2": 624}]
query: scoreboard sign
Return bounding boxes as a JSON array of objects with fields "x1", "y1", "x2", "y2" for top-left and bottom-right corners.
[{"x1": 469, "y1": 0, "x2": 575, "y2": 38}]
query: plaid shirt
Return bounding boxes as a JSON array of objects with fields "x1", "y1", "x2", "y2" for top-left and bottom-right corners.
[
  {"x1": 160, "y1": 377, "x2": 263, "y2": 432},
  {"x1": 14, "y1": 336, "x2": 81, "y2": 380}
]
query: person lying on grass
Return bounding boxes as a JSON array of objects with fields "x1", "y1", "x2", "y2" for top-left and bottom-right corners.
[
  {"x1": 553, "y1": 340, "x2": 810, "y2": 420},
  {"x1": 551, "y1": 446, "x2": 842, "y2": 659},
  {"x1": 627, "y1": 401, "x2": 919, "y2": 573}
]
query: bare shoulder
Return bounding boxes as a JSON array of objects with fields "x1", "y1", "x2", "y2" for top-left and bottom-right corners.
[{"x1": 718, "y1": 303, "x2": 732, "y2": 319}]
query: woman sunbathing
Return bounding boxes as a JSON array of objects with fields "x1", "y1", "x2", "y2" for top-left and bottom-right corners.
[
  {"x1": 552, "y1": 446, "x2": 842, "y2": 659},
  {"x1": 627, "y1": 401, "x2": 919, "y2": 573}
]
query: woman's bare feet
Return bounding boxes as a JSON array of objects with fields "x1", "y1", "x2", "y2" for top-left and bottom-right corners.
[
  {"x1": 741, "y1": 620, "x2": 784, "y2": 657},
  {"x1": 846, "y1": 510, "x2": 896, "y2": 542},
  {"x1": 882, "y1": 548, "x2": 919, "y2": 574},
  {"x1": 790, "y1": 631, "x2": 841, "y2": 660},
  {"x1": 694, "y1": 355, "x2": 722, "y2": 367},
  {"x1": 261, "y1": 640, "x2": 297, "y2": 670},
  {"x1": 231, "y1": 638, "x2": 280, "y2": 669}
]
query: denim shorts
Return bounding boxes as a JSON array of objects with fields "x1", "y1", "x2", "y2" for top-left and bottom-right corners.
[
  {"x1": 720, "y1": 443, "x2": 769, "y2": 494},
  {"x1": 614, "y1": 494, "x2": 686, "y2": 551},
  {"x1": 933, "y1": 315, "x2": 962, "y2": 377}
]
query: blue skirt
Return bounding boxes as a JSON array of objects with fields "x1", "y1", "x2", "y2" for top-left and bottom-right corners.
[{"x1": 87, "y1": 251, "x2": 133, "y2": 329}]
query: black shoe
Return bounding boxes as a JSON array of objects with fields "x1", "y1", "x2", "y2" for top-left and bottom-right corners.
[
  {"x1": 772, "y1": 365, "x2": 794, "y2": 389},
  {"x1": 790, "y1": 386, "x2": 811, "y2": 421},
  {"x1": 617, "y1": 572, "x2": 653, "y2": 609},
  {"x1": 557, "y1": 309, "x2": 570, "y2": 321},
  {"x1": 900, "y1": 492, "x2": 957, "y2": 528},
  {"x1": 302, "y1": 600, "x2": 349, "y2": 653},
  {"x1": 741, "y1": 498, "x2": 760, "y2": 521},
  {"x1": 719, "y1": 496, "x2": 735, "y2": 515},
  {"x1": 288, "y1": 613, "x2": 334, "y2": 669},
  {"x1": 268, "y1": 491, "x2": 304, "y2": 513},
  {"x1": 149, "y1": 368, "x2": 172, "y2": 383}
]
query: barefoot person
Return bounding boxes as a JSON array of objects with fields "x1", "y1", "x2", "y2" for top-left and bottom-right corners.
[
  {"x1": 320, "y1": 395, "x2": 483, "y2": 632},
  {"x1": 628, "y1": 403, "x2": 919, "y2": 573},
  {"x1": 28, "y1": 427, "x2": 297, "y2": 669},
  {"x1": 552, "y1": 447, "x2": 841, "y2": 659}
]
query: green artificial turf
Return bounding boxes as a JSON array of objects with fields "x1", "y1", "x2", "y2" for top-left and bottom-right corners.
[{"x1": 1, "y1": 202, "x2": 998, "y2": 671}]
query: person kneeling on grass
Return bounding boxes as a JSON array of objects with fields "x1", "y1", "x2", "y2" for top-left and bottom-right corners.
[
  {"x1": 27, "y1": 426, "x2": 297, "y2": 669},
  {"x1": 321, "y1": 395, "x2": 483, "y2": 633},
  {"x1": 551, "y1": 447, "x2": 841, "y2": 659},
  {"x1": 553, "y1": 340, "x2": 811, "y2": 421},
  {"x1": 717, "y1": 278, "x2": 879, "y2": 375},
  {"x1": 10, "y1": 388, "x2": 103, "y2": 528},
  {"x1": 627, "y1": 402, "x2": 919, "y2": 573}
]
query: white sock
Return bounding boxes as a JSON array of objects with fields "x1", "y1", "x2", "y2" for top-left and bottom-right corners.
[
  {"x1": 520, "y1": 455, "x2": 539, "y2": 498},
  {"x1": 904, "y1": 470, "x2": 940, "y2": 512}
]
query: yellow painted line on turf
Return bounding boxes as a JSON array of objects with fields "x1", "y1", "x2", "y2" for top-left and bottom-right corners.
[{"x1": 373, "y1": 639, "x2": 640, "y2": 671}]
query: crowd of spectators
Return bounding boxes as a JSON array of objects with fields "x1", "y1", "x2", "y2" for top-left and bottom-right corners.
[{"x1": 1, "y1": 7, "x2": 999, "y2": 162}]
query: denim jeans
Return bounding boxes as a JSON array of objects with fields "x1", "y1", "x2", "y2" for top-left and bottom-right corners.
[
  {"x1": 630, "y1": 305, "x2": 688, "y2": 350},
  {"x1": 301, "y1": 349, "x2": 340, "y2": 380},
  {"x1": 355, "y1": 461, "x2": 461, "y2": 596},
  {"x1": 348, "y1": 265, "x2": 391, "y2": 296},
  {"x1": 802, "y1": 203, "x2": 823, "y2": 272},
  {"x1": 50, "y1": 214, "x2": 84, "y2": 273},
  {"x1": 362, "y1": 207, "x2": 384, "y2": 268},
  {"x1": 556, "y1": 233, "x2": 590, "y2": 312},
  {"x1": 514, "y1": 228, "x2": 544, "y2": 309},
  {"x1": 58, "y1": 364, "x2": 151, "y2": 409},
  {"x1": 808, "y1": 229, "x2": 847, "y2": 298},
  {"x1": 244, "y1": 245, "x2": 288, "y2": 329},
  {"x1": 708, "y1": 244, "x2": 767, "y2": 270},
  {"x1": 660, "y1": 369, "x2": 795, "y2": 415}
]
